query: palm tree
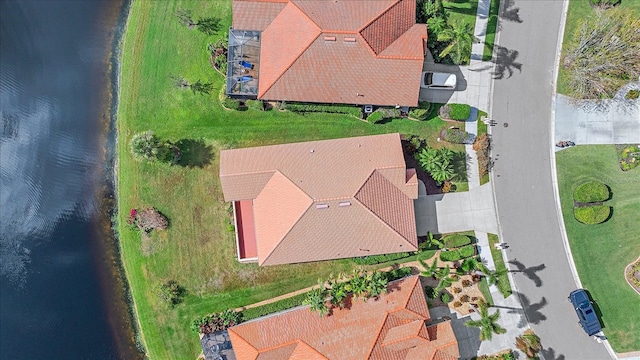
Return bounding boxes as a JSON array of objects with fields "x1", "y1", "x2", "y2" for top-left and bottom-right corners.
[
  {"x1": 426, "y1": 232, "x2": 445, "y2": 250},
  {"x1": 458, "y1": 257, "x2": 480, "y2": 275},
  {"x1": 435, "y1": 275, "x2": 455, "y2": 293},
  {"x1": 430, "y1": 161, "x2": 455, "y2": 185},
  {"x1": 465, "y1": 300, "x2": 507, "y2": 341},
  {"x1": 437, "y1": 20, "x2": 479, "y2": 65},
  {"x1": 434, "y1": 265, "x2": 451, "y2": 280},
  {"x1": 303, "y1": 281, "x2": 329, "y2": 317},
  {"x1": 515, "y1": 329, "x2": 542, "y2": 359},
  {"x1": 419, "y1": 257, "x2": 439, "y2": 278}
]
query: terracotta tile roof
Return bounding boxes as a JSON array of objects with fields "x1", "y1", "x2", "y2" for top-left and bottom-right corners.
[
  {"x1": 232, "y1": 0, "x2": 287, "y2": 31},
  {"x1": 219, "y1": 134, "x2": 418, "y2": 265},
  {"x1": 231, "y1": 0, "x2": 427, "y2": 106},
  {"x1": 228, "y1": 276, "x2": 459, "y2": 359}
]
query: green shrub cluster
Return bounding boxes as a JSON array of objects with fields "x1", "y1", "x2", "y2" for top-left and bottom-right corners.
[
  {"x1": 626, "y1": 89, "x2": 639, "y2": 100},
  {"x1": 439, "y1": 245, "x2": 476, "y2": 262},
  {"x1": 443, "y1": 234, "x2": 471, "y2": 248},
  {"x1": 245, "y1": 99, "x2": 264, "y2": 111},
  {"x1": 443, "y1": 128, "x2": 472, "y2": 144},
  {"x1": 351, "y1": 252, "x2": 411, "y2": 265},
  {"x1": 223, "y1": 97, "x2": 240, "y2": 110},
  {"x1": 425, "y1": 286, "x2": 438, "y2": 299},
  {"x1": 384, "y1": 266, "x2": 413, "y2": 282},
  {"x1": 448, "y1": 104, "x2": 471, "y2": 121},
  {"x1": 285, "y1": 102, "x2": 362, "y2": 117},
  {"x1": 409, "y1": 102, "x2": 432, "y2": 120},
  {"x1": 618, "y1": 144, "x2": 640, "y2": 171},
  {"x1": 241, "y1": 292, "x2": 308, "y2": 321},
  {"x1": 440, "y1": 292, "x2": 452, "y2": 303},
  {"x1": 574, "y1": 205, "x2": 611, "y2": 224},
  {"x1": 573, "y1": 181, "x2": 610, "y2": 202}
]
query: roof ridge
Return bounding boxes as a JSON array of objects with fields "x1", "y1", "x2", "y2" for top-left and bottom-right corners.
[
  {"x1": 357, "y1": 0, "x2": 402, "y2": 54},
  {"x1": 258, "y1": 170, "x2": 313, "y2": 265},
  {"x1": 259, "y1": 1, "x2": 322, "y2": 98},
  {"x1": 257, "y1": 339, "x2": 298, "y2": 354},
  {"x1": 293, "y1": 339, "x2": 328, "y2": 359},
  {"x1": 220, "y1": 169, "x2": 276, "y2": 177},
  {"x1": 365, "y1": 311, "x2": 391, "y2": 359},
  {"x1": 227, "y1": 327, "x2": 260, "y2": 356},
  {"x1": 401, "y1": 275, "x2": 422, "y2": 309},
  {"x1": 381, "y1": 319, "x2": 425, "y2": 347}
]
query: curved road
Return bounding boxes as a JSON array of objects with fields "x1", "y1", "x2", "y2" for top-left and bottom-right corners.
[{"x1": 490, "y1": 1, "x2": 612, "y2": 359}]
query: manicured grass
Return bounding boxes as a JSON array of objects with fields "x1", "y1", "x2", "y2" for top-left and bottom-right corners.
[
  {"x1": 478, "y1": 277, "x2": 494, "y2": 306},
  {"x1": 117, "y1": 1, "x2": 460, "y2": 358},
  {"x1": 556, "y1": 145, "x2": 640, "y2": 352},
  {"x1": 487, "y1": 233, "x2": 512, "y2": 298},
  {"x1": 443, "y1": 0, "x2": 479, "y2": 65},
  {"x1": 482, "y1": 0, "x2": 500, "y2": 61},
  {"x1": 557, "y1": 0, "x2": 640, "y2": 95}
]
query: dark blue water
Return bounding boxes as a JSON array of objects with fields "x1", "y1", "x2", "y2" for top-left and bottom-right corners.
[{"x1": 1, "y1": 1, "x2": 141, "y2": 359}]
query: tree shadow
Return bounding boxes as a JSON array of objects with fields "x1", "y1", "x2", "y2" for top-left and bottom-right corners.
[
  {"x1": 501, "y1": 0, "x2": 523, "y2": 24},
  {"x1": 451, "y1": 151, "x2": 469, "y2": 181},
  {"x1": 540, "y1": 347, "x2": 566, "y2": 360},
  {"x1": 494, "y1": 291, "x2": 547, "y2": 327},
  {"x1": 175, "y1": 139, "x2": 214, "y2": 168},
  {"x1": 508, "y1": 259, "x2": 545, "y2": 287},
  {"x1": 492, "y1": 45, "x2": 523, "y2": 80}
]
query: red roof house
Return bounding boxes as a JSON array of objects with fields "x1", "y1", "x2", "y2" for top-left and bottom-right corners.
[
  {"x1": 227, "y1": 0, "x2": 428, "y2": 107},
  {"x1": 227, "y1": 275, "x2": 460, "y2": 359},
  {"x1": 219, "y1": 133, "x2": 419, "y2": 265}
]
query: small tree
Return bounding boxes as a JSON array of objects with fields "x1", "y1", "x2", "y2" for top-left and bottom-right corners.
[
  {"x1": 515, "y1": 329, "x2": 542, "y2": 359},
  {"x1": 130, "y1": 131, "x2": 179, "y2": 163},
  {"x1": 157, "y1": 280, "x2": 186, "y2": 306},
  {"x1": 174, "y1": 9, "x2": 194, "y2": 27},
  {"x1": 465, "y1": 300, "x2": 507, "y2": 341}
]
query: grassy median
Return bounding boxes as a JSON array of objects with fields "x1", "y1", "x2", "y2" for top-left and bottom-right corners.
[
  {"x1": 117, "y1": 1, "x2": 456, "y2": 358},
  {"x1": 556, "y1": 145, "x2": 640, "y2": 352}
]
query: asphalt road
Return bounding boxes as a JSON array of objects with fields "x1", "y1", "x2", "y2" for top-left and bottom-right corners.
[{"x1": 490, "y1": 1, "x2": 612, "y2": 359}]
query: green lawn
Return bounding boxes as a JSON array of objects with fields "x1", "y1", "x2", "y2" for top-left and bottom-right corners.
[
  {"x1": 117, "y1": 1, "x2": 461, "y2": 358},
  {"x1": 556, "y1": 145, "x2": 640, "y2": 352},
  {"x1": 487, "y1": 233, "x2": 512, "y2": 298},
  {"x1": 443, "y1": 0, "x2": 479, "y2": 65},
  {"x1": 557, "y1": 0, "x2": 640, "y2": 95},
  {"x1": 482, "y1": 0, "x2": 500, "y2": 61}
]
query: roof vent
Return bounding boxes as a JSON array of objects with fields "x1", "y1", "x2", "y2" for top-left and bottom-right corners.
[
  {"x1": 344, "y1": 37, "x2": 356, "y2": 42},
  {"x1": 310, "y1": 149, "x2": 314, "y2": 153},
  {"x1": 339, "y1": 202, "x2": 351, "y2": 207},
  {"x1": 323, "y1": 36, "x2": 336, "y2": 42},
  {"x1": 316, "y1": 204, "x2": 329, "y2": 209}
]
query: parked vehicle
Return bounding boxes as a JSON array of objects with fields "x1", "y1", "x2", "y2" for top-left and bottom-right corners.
[
  {"x1": 568, "y1": 289, "x2": 602, "y2": 336},
  {"x1": 421, "y1": 71, "x2": 457, "y2": 89}
]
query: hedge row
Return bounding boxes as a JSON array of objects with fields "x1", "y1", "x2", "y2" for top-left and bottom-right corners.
[
  {"x1": 439, "y1": 245, "x2": 476, "y2": 262},
  {"x1": 285, "y1": 102, "x2": 362, "y2": 117},
  {"x1": 574, "y1": 181, "x2": 609, "y2": 203},
  {"x1": 241, "y1": 292, "x2": 308, "y2": 321},
  {"x1": 352, "y1": 252, "x2": 411, "y2": 265},
  {"x1": 443, "y1": 234, "x2": 471, "y2": 248},
  {"x1": 574, "y1": 205, "x2": 611, "y2": 224},
  {"x1": 449, "y1": 104, "x2": 471, "y2": 121}
]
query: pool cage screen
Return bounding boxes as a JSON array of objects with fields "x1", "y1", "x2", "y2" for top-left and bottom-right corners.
[{"x1": 226, "y1": 29, "x2": 261, "y2": 97}]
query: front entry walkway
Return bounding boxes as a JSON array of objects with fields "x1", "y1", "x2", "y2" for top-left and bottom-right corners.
[{"x1": 415, "y1": 181, "x2": 498, "y2": 235}]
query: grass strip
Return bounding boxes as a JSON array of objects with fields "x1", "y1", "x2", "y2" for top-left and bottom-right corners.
[
  {"x1": 477, "y1": 277, "x2": 494, "y2": 306},
  {"x1": 482, "y1": 0, "x2": 500, "y2": 61},
  {"x1": 487, "y1": 233, "x2": 512, "y2": 298}
]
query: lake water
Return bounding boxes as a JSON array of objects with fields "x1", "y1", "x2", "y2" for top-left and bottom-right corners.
[{"x1": 0, "y1": 1, "x2": 142, "y2": 359}]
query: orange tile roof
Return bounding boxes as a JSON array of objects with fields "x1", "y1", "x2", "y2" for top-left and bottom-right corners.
[
  {"x1": 219, "y1": 134, "x2": 418, "y2": 265},
  {"x1": 231, "y1": 0, "x2": 427, "y2": 106},
  {"x1": 228, "y1": 276, "x2": 459, "y2": 359}
]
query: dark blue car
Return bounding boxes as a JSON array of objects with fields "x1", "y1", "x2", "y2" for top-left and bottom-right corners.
[{"x1": 569, "y1": 289, "x2": 602, "y2": 336}]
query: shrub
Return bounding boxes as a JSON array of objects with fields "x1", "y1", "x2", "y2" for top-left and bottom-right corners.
[
  {"x1": 352, "y1": 252, "x2": 411, "y2": 265},
  {"x1": 574, "y1": 205, "x2": 611, "y2": 224},
  {"x1": 130, "y1": 130, "x2": 179, "y2": 163},
  {"x1": 460, "y1": 294, "x2": 470, "y2": 303},
  {"x1": 135, "y1": 207, "x2": 169, "y2": 232},
  {"x1": 440, "y1": 292, "x2": 452, "y2": 303},
  {"x1": 157, "y1": 280, "x2": 185, "y2": 306},
  {"x1": 191, "y1": 309, "x2": 243, "y2": 335},
  {"x1": 453, "y1": 301, "x2": 462, "y2": 308},
  {"x1": 242, "y1": 293, "x2": 307, "y2": 321},
  {"x1": 458, "y1": 245, "x2": 476, "y2": 258},
  {"x1": 441, "y1": 180, "x2": 452, "y2": 193},
  {"x1": 443, "y1": 128, "x2": 473, "y2": 144},
  {"x1": 589, "y1": 0, "x2": 621, "y2": 9},
  {"x1": 573, "y1": 181, "x2": 609, "y2": 202},
  {"x1": 448, "y1": 104, "x2": 471, "y2": 121},
  {"x1": 626, "y1": 89, "x2": 639, "y2": 99},
  {"x1": 453, "y1": 287, "x2": 462, "y2": 294},
  {"x1": 385, "y1": 266, "x2": 413, "y2": 282},
  {"x1": 285, "y1": 102, "x2": 362, "y2": 117},
  {"x1": 440, "y1": 250, "x2": 462, "y2": 262},
  {"x1": 418, "y1": 249, "x2": 437, "y2": 260},
  {"x1": 367, "y1": 111, "x2": 383, "y2": 123},
  {"x1": 377, "y1": 107, "x2": 402, "y2": 119},
  {"x1": 444, "y1": 234, "x2": 471, "y2": 248},
  {"x1": 409, "y1": 108, "x2": 430, "y2": 120},
  {"x1": 245, "y1": 99, "x2": 264, "y2": 111},
  {"x1": 474, "y1": 133, "x2": 491, "y2": 177},
  {"x1": 223, "y1": 97, "x2": 240, "y2": 110}
]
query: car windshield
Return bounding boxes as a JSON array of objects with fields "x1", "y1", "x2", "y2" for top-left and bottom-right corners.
[{"x1": 425, "y1": 73, "x2": 433, "y2": 85}]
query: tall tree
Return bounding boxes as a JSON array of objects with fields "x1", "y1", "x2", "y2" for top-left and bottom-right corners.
[
  {"x1": 438, "y1": 20, "x2": 479, "y2": 65},
  {"x1": 464, "y1": 300, "x2": 507, "y2": 341}
]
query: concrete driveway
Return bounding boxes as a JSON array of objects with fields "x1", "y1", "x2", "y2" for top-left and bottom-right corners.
[
  {"x1": 555, "y1": 94, "x2": 640, "y2": 145},
  {"x1": 414, "y1": 182, "x2": 498, "y2": 235}
]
